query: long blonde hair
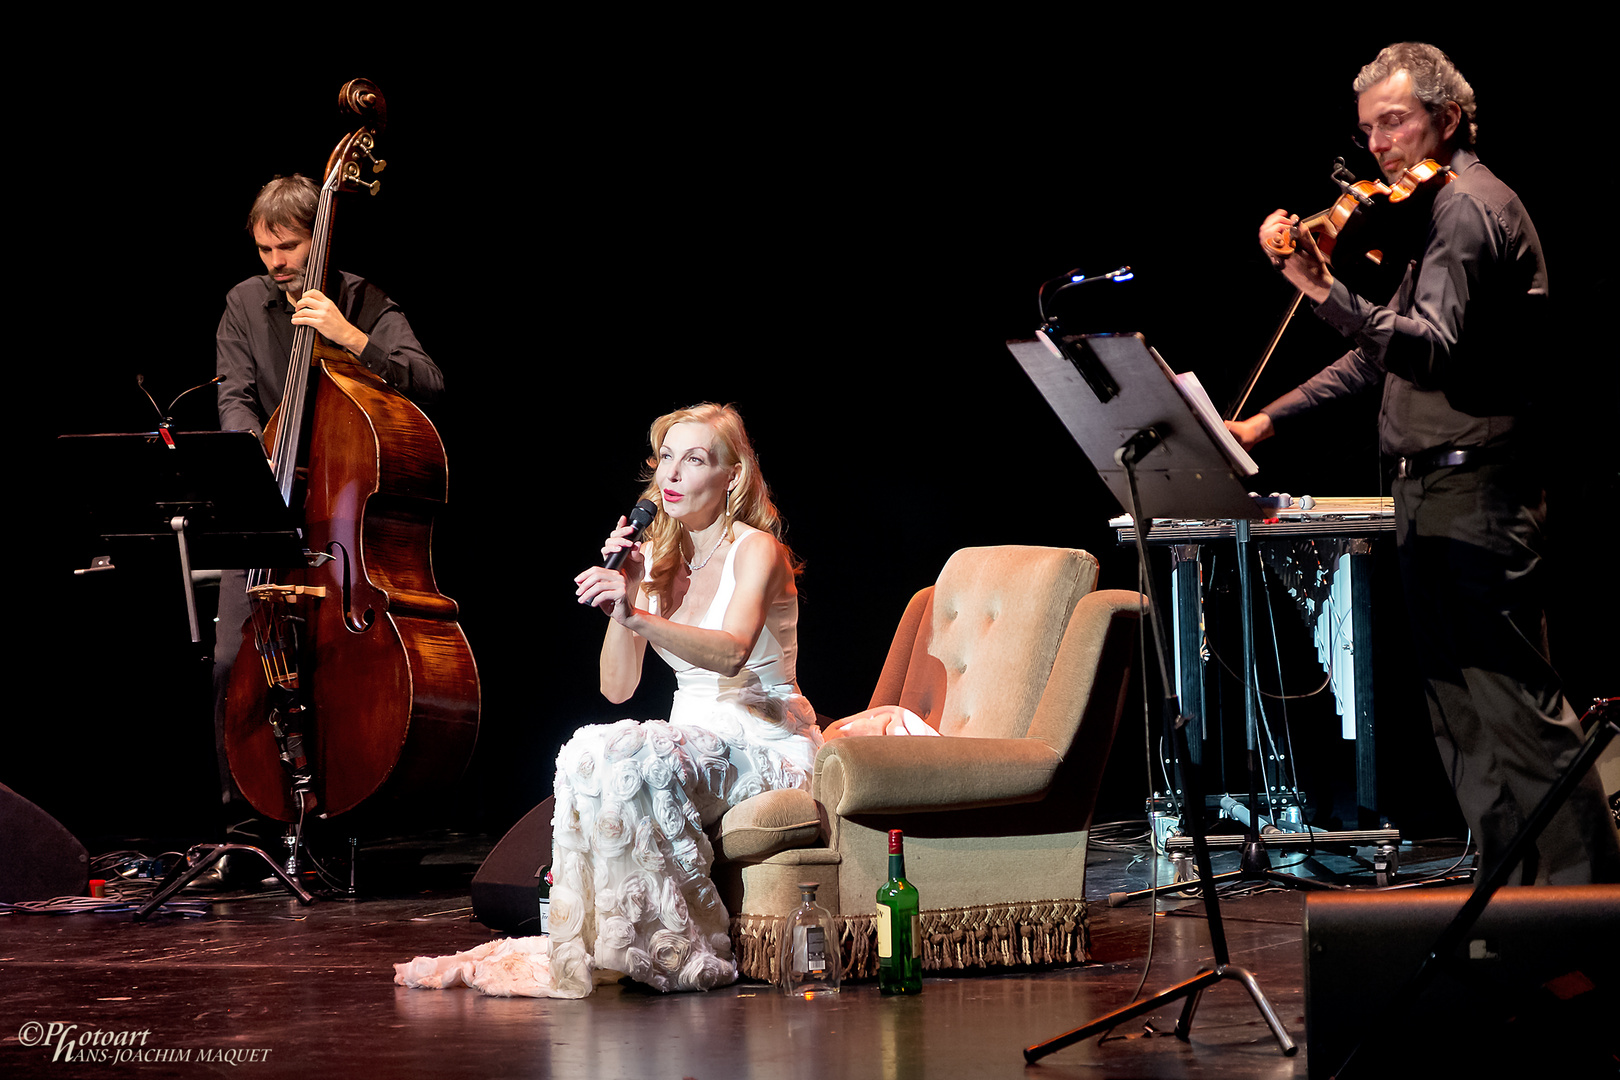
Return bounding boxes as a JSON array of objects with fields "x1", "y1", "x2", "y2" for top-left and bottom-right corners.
[{"x1": 636, "y1": 403, "x2": 798, "y2": 605}]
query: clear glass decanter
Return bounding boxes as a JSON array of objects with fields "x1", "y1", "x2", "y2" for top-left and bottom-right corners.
[{"x1": 780, "y1": 880, "x2": 841, "y2": 997}]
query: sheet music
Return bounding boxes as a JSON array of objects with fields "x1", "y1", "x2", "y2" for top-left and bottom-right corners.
[{"x1": 1168, "y1": 367, "x2": 1258, "y2": 477}]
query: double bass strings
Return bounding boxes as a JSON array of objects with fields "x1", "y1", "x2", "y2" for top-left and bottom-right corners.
[{"x1": 248, "y1": 164, "x2": 343, "y2": 679}]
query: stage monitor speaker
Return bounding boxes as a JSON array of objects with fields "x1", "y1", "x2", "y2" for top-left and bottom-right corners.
[
  {"x1": 0, "y1": 784, "x2": 90, "y2": 903},
  {"x1": 471, "y1": 796, "x2": 554, "y2": 934},
  {"x1": 1304, "y1": 884, "x2": 1620, "y2": 1079}
]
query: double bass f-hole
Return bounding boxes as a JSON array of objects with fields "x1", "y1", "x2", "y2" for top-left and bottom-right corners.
[{"x1": 322, "y1": 540, "x2": 375, "y2": 632}]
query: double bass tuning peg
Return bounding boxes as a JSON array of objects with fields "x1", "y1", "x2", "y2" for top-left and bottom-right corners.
[
  {"x1": 355, "y1": 133, "x2": 387, "y2": 173},
  {"x1": 341, "y1": 161, "x2": 382, "y2": 197}
]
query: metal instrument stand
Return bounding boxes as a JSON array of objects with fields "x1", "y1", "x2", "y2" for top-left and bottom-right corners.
[
  {"x1": 133, "y1": 844, "x2": 315, "y2": 921},
  {"x1": 1224, "y1": 516, "x2": 1345, "y2": 891},
  {"x1": 1116, "y1": 519, "x2": 1402, "y2": 879},
  {"x1": 1113, "y1": 504, "x2": 1397, "y2": 836}
]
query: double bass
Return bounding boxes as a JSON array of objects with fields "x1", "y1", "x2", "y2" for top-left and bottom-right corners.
[{"x1": 224, "y1": 80, "x2": 479, "y2": 823}]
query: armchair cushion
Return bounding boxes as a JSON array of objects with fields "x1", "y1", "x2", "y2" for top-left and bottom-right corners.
[{"x1": 711, "y1": 787, "x2": 822, "y2": 862}]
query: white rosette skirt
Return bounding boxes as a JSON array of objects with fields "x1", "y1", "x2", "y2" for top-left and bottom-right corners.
[{"x1": 396, "y1": 688, "x2": 820, "y2": 999}]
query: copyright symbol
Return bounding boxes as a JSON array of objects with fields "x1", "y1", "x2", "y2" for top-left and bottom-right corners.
[{"x1": 18, "y1": 1021, "x2": 44, "y2": 1045}]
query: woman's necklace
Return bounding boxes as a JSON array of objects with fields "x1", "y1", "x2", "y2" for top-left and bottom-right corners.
[{"x1": 686, "y1": 528, "x2": 728, "y2": 572}]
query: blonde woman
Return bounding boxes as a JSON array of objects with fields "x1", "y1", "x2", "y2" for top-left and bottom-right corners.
[{"x1": 398, "y1": 403, "x2": 820, "y2": 998}]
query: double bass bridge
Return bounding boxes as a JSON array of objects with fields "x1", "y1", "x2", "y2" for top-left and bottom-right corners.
[
  {"x1": 248, "y1": 582, "x2": 328, "y2": 604},
  {"x1": 247, "y1": 582, "x2": 328, "y2": 603}
]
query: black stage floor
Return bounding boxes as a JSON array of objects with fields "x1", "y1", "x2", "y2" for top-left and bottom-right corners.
[{"x1": 0, "y1": 827, "x2": 1491, "y2": 1079}]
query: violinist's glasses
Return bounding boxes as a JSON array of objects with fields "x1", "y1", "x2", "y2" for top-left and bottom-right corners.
[{"x1": 1351, "y1": 108, "x2": 1423, "y2": 148}]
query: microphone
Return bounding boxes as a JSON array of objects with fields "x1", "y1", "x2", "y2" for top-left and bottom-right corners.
[{"x1": 604, "y1": 499, "x2": 658, "y2": 570}]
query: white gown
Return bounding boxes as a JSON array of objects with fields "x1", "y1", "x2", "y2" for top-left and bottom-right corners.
[{"x1": 395, "y1": 528, "x2": 822, "y2": 998}]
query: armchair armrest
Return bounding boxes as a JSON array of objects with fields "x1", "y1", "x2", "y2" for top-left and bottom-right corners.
[{"x1": 812, "y1": 735, "x2": 1063, "y2": 817}]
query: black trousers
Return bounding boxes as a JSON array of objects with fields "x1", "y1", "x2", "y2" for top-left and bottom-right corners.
[
  {"x1": 212, "y1": 568, "x2": 251, "y2": 807},
  {"x1": 1393, "y1": 461, "x2": 1618, "y2": 884}
]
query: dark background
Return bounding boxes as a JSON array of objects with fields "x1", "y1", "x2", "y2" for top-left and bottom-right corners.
[{"x1": 16, "y1": 22, "x2": 1614, "y2": 849}]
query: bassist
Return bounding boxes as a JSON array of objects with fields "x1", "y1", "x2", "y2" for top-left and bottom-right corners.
[{"x1": 211, "y1": 173, "x2": 444, "y2": 813}]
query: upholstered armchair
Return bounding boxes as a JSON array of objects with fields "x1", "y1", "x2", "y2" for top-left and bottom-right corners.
[{"x1": 713, "y1": 545, "x2": 1143, "y2": 982}]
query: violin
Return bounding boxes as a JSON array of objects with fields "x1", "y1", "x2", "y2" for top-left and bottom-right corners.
[
  {"x1": 1226, "y1": 158, "x2": 1453, "y2": 420},
  {"x1": 1264, "y1": 158, "x2": 1452, "y2": 265}
]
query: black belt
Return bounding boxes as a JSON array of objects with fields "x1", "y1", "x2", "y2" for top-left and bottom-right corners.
[{"x1": 1394, "y1": 445, "x2": 1510, "y2": 479}]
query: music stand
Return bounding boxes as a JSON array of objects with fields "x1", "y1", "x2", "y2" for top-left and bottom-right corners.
[
  {"x1": 1019, "y1": 332, "x2": 1366, "y2": 891},
  {"x1": 56, "y1": 430, "x2": 313, "y2": 915},
  {"x1": 58, "y1": 430, "x2": 303, "y2": 643},
  {"x1": 1008, "y1": 334, "x2": 1297, "y2": 1062}
]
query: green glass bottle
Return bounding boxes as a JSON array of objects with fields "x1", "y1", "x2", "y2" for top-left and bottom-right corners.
[{"x1": 875, "y1": 829, "x2": 922, "y2": 994}]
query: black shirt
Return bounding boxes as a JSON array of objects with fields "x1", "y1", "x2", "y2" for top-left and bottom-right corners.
[
  {"x1": 1262, "y1": 150, "x2": 1547, "y2": 456},
  {"x1": 215, "y1": 270, "x2": 443, "y2": 437}
]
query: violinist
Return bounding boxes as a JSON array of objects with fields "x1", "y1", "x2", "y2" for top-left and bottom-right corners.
[
  {"x1": 1226, "y1": 42, "x2": 1618, "y2": 884},
  {"x1": 211, "y1": 174, "x2": 444, "y2": 811}
]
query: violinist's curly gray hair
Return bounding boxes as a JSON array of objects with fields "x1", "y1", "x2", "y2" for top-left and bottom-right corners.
[{"x1": 1354, "y1": 42, "x2": 1477, "y2": 148}]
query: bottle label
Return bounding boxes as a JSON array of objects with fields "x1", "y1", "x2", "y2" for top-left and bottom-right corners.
[
  {"x1": 877, "y1": 904, "x2": 892, "y2": 959},
  {"x1": 794, "y1": 926, "x2": 827, "y2": 974}
]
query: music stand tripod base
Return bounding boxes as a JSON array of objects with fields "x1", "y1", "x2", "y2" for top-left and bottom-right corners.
[
  {"x1": 1023, "y1": 961, "x2": 1296, "y2": 1063},
  {"x1": 1022, "y1": 711, "x2": 1298, "y2": 1062}
]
